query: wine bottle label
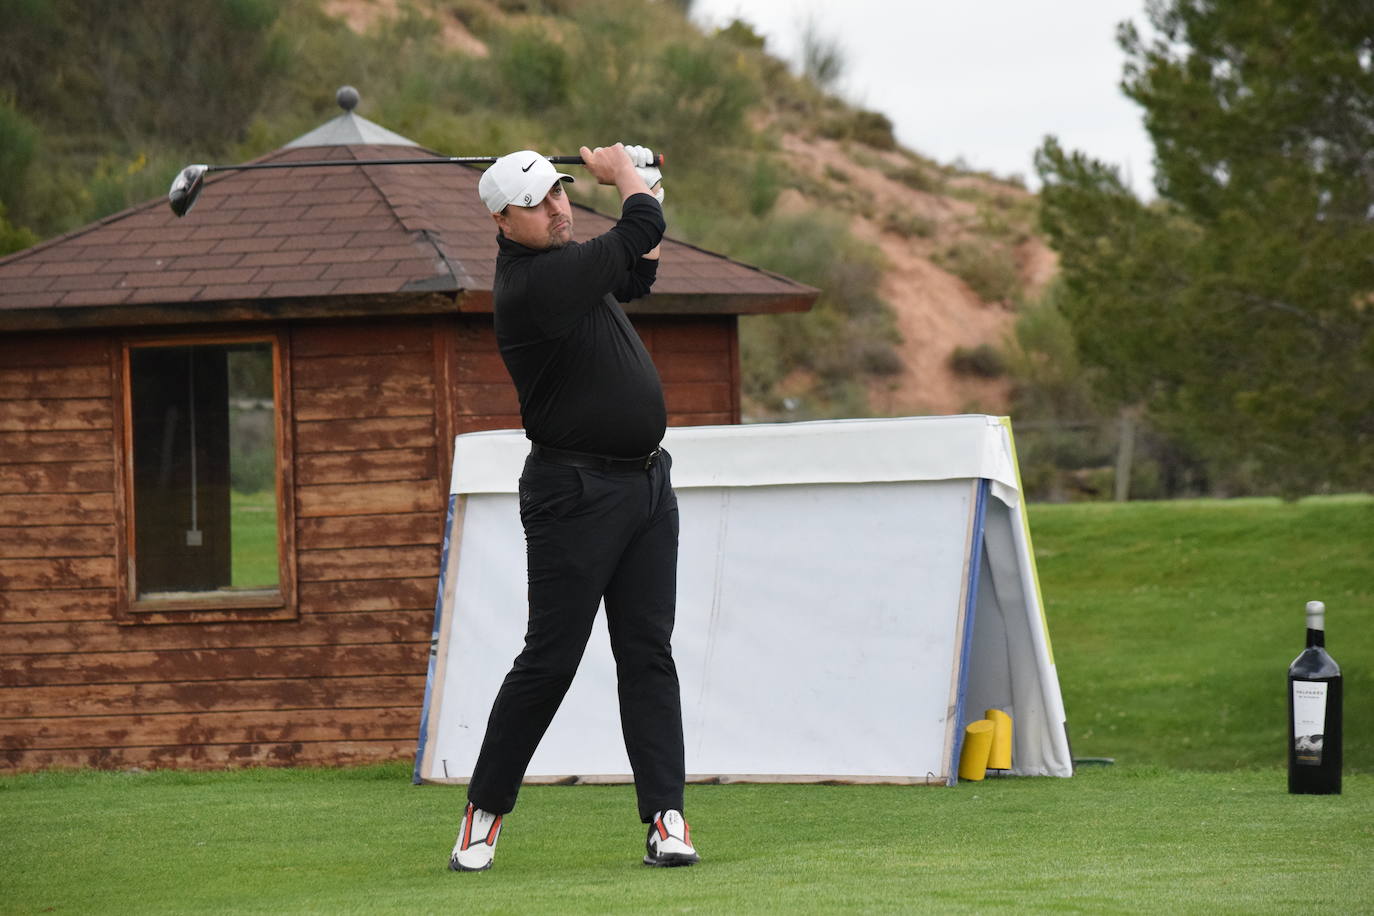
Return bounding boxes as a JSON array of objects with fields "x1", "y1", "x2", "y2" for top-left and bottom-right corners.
[{"x1": 1292, "y1": 681, "x2": 1328, "y2": 766}]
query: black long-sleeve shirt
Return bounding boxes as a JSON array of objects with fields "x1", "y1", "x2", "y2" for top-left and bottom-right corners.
[{"x1": 493, "y1": 193, "x2": 667, "y2": 457}]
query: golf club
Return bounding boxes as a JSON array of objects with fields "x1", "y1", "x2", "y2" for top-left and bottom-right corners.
[{"x1": 167, "y1": 153, "x2": 666, "y2": 218}]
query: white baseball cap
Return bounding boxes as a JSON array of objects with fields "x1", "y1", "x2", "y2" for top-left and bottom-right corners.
[{"x1": 478, "y1": 150, "x2": 575, "y2": 213}]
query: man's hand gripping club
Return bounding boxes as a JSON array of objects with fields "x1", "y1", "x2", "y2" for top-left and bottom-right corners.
[
  {"x1": 579, "y1": 143, "x2": 664, "y2": 203},
  {"x1": 579, "y1": 143, "x2": 663, "y2": 260}
]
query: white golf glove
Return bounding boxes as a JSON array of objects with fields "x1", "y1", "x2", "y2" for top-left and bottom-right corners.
[
  {"x1": 642, "y1": 170, "x2": 664, "y2": 203},
  {"x1": 622, "y1": 143, "x2": 664, "y2": 202},
  {"x1": 623, "y1": 144, "x2": 655, "y2": 168}
]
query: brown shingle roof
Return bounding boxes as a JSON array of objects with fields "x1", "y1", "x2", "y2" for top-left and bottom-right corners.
[{"x1": 0, "y1": 144, "x2": 817, "y2": 331}]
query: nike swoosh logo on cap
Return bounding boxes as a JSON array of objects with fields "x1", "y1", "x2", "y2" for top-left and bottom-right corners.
[{"x1": 521, "y1": 159, "x2": 538, "y2": 172}]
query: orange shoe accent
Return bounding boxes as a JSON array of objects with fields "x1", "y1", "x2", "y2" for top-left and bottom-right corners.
[
  {"x1": 486, "y1": 814, "x2": 503, "y2": 846},
  {"x1": 460, "y1": 803, "x2": 474, "y2": 850}
]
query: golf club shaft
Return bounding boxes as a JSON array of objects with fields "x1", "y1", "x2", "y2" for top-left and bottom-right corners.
[
  {"x1": 200, "y1": 154, "x2": 663, "y2": 174},
  {"x1": 170, "y1": 152, "x2": 664, "y2": 216}
]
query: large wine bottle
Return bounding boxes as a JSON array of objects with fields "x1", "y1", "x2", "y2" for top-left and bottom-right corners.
[{"x1": 1287, "y1": 600, "x2": 1342, "y2": 795}]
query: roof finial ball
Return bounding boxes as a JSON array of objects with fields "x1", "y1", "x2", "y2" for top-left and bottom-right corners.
[{"x1": 336, "y1": 85, "x2": 360, "y2": 112}]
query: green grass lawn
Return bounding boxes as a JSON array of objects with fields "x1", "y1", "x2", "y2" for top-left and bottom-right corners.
[
  {"x1": 1030, "y1": 495, "x2": 1373, "y2": 771},
  {"x1": 3, "y1": 495, "x2": 1371, "y2": 913},
  {"x1": 230, "y1": 488, "x2": 278, "y2": 588},
  {"x1": 2, "y1": 765, "x2": 1369, "y2": 914}
]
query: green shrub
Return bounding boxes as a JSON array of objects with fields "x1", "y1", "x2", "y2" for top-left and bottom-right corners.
[
  {"x1": 938, "y1": 240, "x2": 1020, "y2": 302},
  {"x1": 117, "y1": 0, "x2": 289, "y2": 145},
  {"x1": 1005, "y1": 283, "x2": 1091, "y2": 413},
  {"x1": 632, "y1": 41, "x2": 756, "y2": 161},
  {"x1": 716, "y1": 18, "x2": 765, "y2": 50},
  {"x1": 885, "y1": 163, "x2": 941, "y2": 193},
  {"x1": 944, "y1": 180, "x2": 988, "y2": 204},
  {"x1": 708, "y1": 211, "x2": 899, "y2": 417},
  {"x1": 819, "y1": 109, "x2": 896, "y2": 150},
  {"x1": 491, "y1": 24, "x2": 570, "y2": 112},
  {"x1": 0, "y1": 98, "x2": 38, "y2": 208},
  {"x1": 561, "y1": 1, "x2": 656, "y2": 136},
  {"x1": 949, "y1": 343, "x2": 1007, "y2": 378},
  {"x1": 84, "y1": 151, "x2": 185, "y2": 220},
  {"x1": 744, "y1": 155, "x2": 783, "y2": 216},
  {"x1": 881, "y1": 210, "x2": 936, "y2": 238},
  {"x1": 850, "y1": 110, "x2": 896, "y2": 149},
  {"x1": 860, "y1": 341, "x2": 905, "y2": 376},
  {"x1": 0, "y1": 202, "x2": 37, "y2": 256},
  {"x1": 976, "y1": 195, "x2": 1037, "y2": 243}
]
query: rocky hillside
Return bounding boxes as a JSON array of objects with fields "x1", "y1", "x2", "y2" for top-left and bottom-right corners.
[
  {"x1": 774, "y1": 133, "x2": 1055, "y2": 416},
  {"x1": 325, "y1": 0, "x2": 1054, "y2": 417}
]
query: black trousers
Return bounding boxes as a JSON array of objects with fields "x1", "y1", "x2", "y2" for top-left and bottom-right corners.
[{"x1": 467, "y1": 449, "x2": 685, "y2": 824}]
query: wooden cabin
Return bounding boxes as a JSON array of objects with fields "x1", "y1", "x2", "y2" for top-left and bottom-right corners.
[{"x1": 0, "y1": 97, "x2": 815, "y2": 771}]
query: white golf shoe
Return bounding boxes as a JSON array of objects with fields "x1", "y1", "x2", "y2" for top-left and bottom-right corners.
[
  {"x1": 643, "y1": 809, "x2": 699, "y2": 867},
  {"x1": 449, "y1": 802, "x2": 502, "y2": 872}
]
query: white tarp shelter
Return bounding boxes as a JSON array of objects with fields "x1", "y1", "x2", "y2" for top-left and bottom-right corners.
[{"x1": 415, "y1": 416, "x2": 1073, "y2": 786}]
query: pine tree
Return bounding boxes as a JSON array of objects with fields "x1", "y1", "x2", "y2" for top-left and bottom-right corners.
[{"x1": 1037, "y1": 0, "x2": 1374, "y2": 494}]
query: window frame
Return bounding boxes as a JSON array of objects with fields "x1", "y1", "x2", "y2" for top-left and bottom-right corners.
[{"x1": 113, "y1": 329, "x2": 296, "y2": 624}]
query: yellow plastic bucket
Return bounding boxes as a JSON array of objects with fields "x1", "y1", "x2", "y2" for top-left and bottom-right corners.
[
  {"x1": 985, "y1": 708, "x2": 1013, "y2": 771},
  {"x1": 958, "y1": 719, "x2": 995, "y2": 781}
]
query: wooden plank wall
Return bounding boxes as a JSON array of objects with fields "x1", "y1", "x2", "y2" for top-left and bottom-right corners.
[
  {"x1": 643, "y1": 316, "x2": 740, "y2": 427},
  {"x1": 283, "y1": 318, "x2": 444, "y2": 763},
  {"x1": 448, "y1": 313, "x2": 740, "y2": 437},
  {"x1": 1, "y1": 322, "x2": 441, "y2": 771},
  {"x1": 0, "y1": 335, "x2": 117, "y2": 627},
  {"x1": 1, "y1": 311, "x2": 739, "y2": 772}
]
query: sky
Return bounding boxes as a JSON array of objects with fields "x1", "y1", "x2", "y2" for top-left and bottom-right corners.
[{"x1": 690, "y1": 0, "x2": 1157, "y2": 198}]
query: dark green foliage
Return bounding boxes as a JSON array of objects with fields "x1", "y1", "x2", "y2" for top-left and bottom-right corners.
[
  {"x1": 1005, "y1": 281, "x2": 1095, "y2": 419},
  {"x1": 1003, "y1": 281, "x2": 1224, "y2": 502},
  {"x1": 1037, "y1": 1, "x2": 1374, "y2": 495},
  {"x1": 0, "y1": 0, "x2": 290, "y2": 238},
  {"x1": 3, "y1": 0, "x2": 286, "y2": 147},
  {"x1": 0, "y1": 98, "x2": 43, "y2": 253},
  {"x1": 0, "y1": 202, "x2": 38, "y2": 256},
  {"x1": 948, "y1": 343, "x2": 1006, "y2": 379},
  {"x1": 0, "y1": 98, "x2": 38, "y2": 209},
  {"x1": 491, "y1": 25, "x2": 571, "y2": 112}
]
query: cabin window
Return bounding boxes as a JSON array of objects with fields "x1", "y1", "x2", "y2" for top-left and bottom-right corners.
[{"x1": 119, "y1": 335, "x2": 294, "y2": 619}]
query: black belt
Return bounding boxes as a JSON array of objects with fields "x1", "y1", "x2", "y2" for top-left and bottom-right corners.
[{"x1": 531, "y1": 444, "x2": 661, "y2": 471}]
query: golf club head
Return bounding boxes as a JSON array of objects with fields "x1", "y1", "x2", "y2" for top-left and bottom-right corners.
[{"x1": 168, "y1": 165, "x2": 207, "y2": 218}]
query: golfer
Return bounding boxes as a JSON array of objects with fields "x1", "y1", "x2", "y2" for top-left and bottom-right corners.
[{"x1": 449, "y1": 143, "x2": 698, "y2": 871}]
